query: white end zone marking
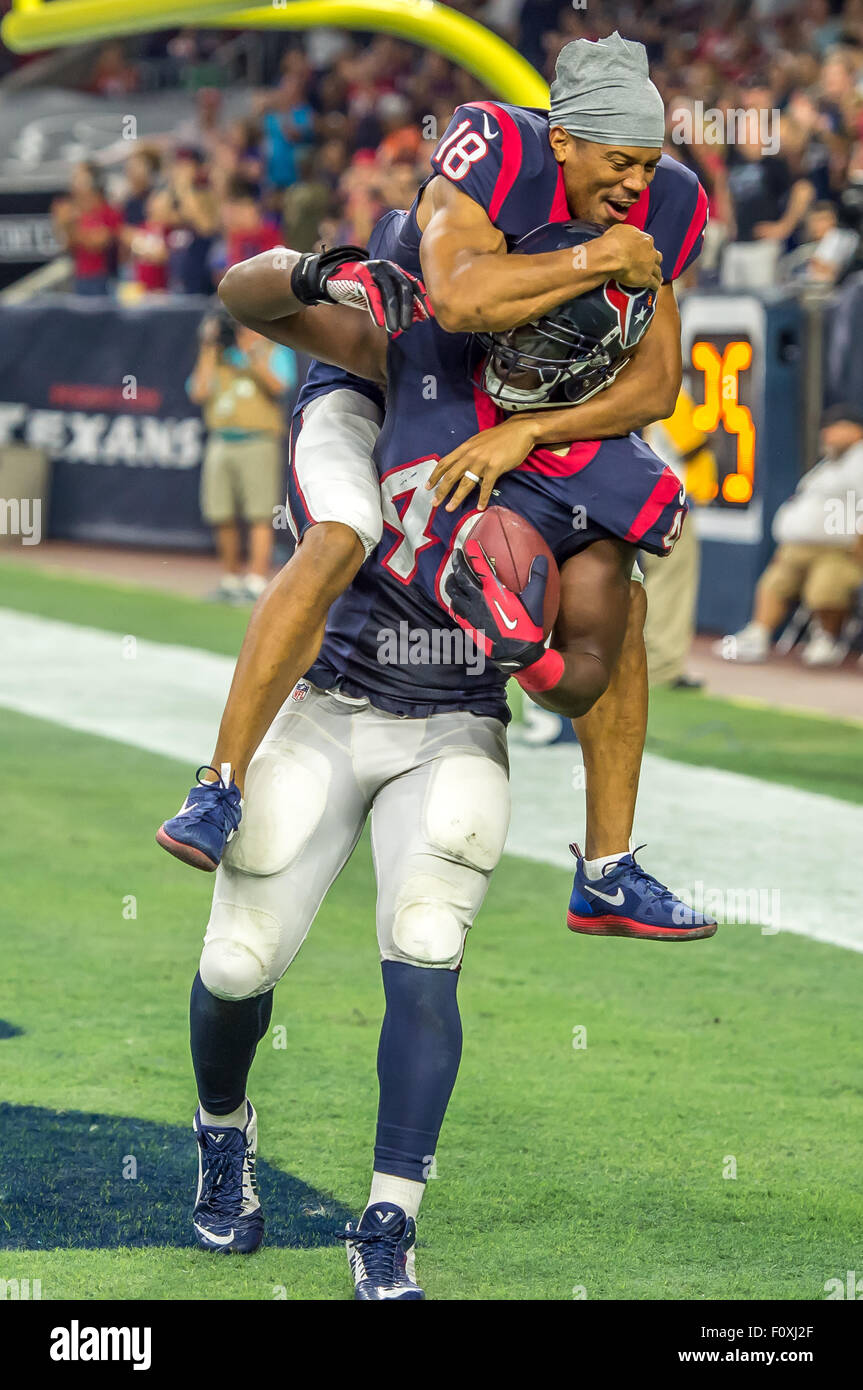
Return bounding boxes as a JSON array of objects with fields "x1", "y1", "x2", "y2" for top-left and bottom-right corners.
[{"x1": 1, "y1": 607, "x2": 861, "y2": 954}]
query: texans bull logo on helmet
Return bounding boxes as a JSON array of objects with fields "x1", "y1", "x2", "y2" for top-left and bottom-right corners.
[
  {"x1": 474, "y1": 220, "x2": 658, "y2": 412},
  {"x1": 603, "y1": 281, "x2": 656, "y2": 350}
]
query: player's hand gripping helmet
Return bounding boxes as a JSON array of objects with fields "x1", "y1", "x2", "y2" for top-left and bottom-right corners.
[{"x1": 475, "y1": 220, "x2": 657, "y2": 411}]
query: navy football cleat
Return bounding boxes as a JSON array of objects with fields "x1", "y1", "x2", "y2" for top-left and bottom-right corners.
[
  {"x1": 337, "y1": 1202, "x2": 425, "y2": 1300},
  {"x1": 567, "y1": 843, "x2": 717, "y2": 941},
  {"x1": 157, "y1": 764, "x2": 242, "y2": 872},
  {"x1": 192, "y1": 1101, "x2": 264, "y2": 1254}
]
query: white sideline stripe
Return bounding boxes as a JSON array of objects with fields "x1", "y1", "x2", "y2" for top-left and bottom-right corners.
[
  {"x1": 2, "y1": 607, "x2": 862, "y2": 955},
  {"x1": 506, "y1": 741, "x2": 862, "y2": 953}
]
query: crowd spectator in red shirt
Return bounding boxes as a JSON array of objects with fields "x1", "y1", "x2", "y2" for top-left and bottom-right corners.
[
  {"x1": 221, "y1": 177, "x2": 283, "y2": 272},
  {"x1": 127, "y1": 188, "x2": 174, "y2": 294},
  {"x1": 52, "y1": 162, "x2": 121, "y2": 296}
]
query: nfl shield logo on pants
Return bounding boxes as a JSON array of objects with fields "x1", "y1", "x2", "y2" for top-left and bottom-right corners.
[{"x1": 291, "y1": 681, "x2": 310, "y2": 703}]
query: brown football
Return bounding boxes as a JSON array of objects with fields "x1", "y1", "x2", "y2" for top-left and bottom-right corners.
[{"x1": 462, "y1": 506, "x2": 560, "y2": 637}]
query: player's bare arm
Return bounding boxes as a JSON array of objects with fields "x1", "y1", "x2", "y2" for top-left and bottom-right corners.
[
  {"x1": 428, "y1": 283, "x2": 682, "y2": 510},
  {"x1": 535, "y1": 538, "x2": 637, "y2": 719},
  {"x1": 417, "y1": 177, "x2": 661, "y2": 333},
  {"x1": 218, "y1": 249, "x2": 389, "y2": 385}
]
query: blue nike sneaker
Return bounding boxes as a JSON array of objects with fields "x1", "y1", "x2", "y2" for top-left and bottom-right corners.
[
  {"x1": 192, "y1": 1101, "x2": 264, "y2": 1253},
  {"x1": 157, "y1": 764, "x2": 242, "y2": 872},
  {"x1": 567, "y1": 843, "x2": 717, "y2": 941},
  {"x1": 337, "y1": 1202, "x2": 425, "y2": 1300}
]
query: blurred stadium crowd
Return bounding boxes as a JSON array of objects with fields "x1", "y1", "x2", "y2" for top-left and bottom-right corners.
[
  {"x1": 23, "y1": 0, "x2": 863, "y2": 298},
  {"x1": 1, "y1": 1, "x2": 862, "y2": 676}
]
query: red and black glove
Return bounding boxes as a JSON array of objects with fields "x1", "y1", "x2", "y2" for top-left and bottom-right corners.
[
  {"x1": 290, "y1": 245, "x2": 432, "y2": 336},
  {"x1": 446, "y1": 538, "x2": 564, "y2": 693}
]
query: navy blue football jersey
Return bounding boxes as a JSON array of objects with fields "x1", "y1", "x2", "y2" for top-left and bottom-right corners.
[
  {"x1": 423, "y1": 101, "x2": 708, "y2": 273},
  {"x1": 297, "y1": 219, "x2": 685, "y2": 721},
  {"x1": 295, "y1": 99, "x2": 708, "y2": 420},
  {"x1": 291, "y1": 101, "x2": 703, "y2": 719}
]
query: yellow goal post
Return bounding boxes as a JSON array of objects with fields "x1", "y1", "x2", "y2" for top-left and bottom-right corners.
[{"x1": 1, "y1": 0, "x2": 549, "y2": 107}]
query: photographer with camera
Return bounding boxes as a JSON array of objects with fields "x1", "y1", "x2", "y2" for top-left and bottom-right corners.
[{"x1": 189, "y1": 308, "x2": 297, "y2": 602}]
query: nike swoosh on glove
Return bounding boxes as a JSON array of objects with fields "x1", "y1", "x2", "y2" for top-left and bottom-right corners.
[{"x1": 445, "y1": 539, "x2": 564, "y2": 692}]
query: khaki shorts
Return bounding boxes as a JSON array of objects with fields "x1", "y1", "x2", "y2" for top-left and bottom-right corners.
[
  {"x1": 200, "y1": 433, "x2": 284, "y2": 526},
  {"x1": 759, "y1": 543, "x2": 863, "y2": 611}
]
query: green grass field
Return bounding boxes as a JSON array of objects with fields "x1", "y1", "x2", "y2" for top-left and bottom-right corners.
[{"x1": 1, "y1": 563, "x2": 862, "y2": 1300}]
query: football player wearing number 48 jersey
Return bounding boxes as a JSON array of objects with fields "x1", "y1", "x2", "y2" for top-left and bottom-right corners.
[
  {"x1": 183, "y1": 218, "x2": 703, "y2": 1294},
  {"x1": 174, "y1": 36, "x2": 717, "y2": 1300},
  {"x1": 158, "y1": 31, "x2": 713, "y2": 944}
]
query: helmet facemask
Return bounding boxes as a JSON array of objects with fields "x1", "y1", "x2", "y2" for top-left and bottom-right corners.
[
  {"x1": 470, "y1": 221, "x2": 657, "y2": 413},
  {"x1": 476, "y1": 314, "x2": 634, "y2": 412}
]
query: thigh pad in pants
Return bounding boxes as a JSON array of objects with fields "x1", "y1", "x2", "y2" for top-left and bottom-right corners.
[
  {"x1": 373, "y1": 728, "x2": 511, "y2": 969},
  {"x1": 199, "y1": 691, "x2": 367, "y2": 999}
]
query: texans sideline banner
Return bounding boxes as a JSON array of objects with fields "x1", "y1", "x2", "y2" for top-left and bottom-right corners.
[{"x1": 0, "y1": 296, "x2": 302, "y2": 549}]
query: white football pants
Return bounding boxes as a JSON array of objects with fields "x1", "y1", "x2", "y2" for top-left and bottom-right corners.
[{"x1": 199, "y1": 684, "x2": 511, "y2": 1001}]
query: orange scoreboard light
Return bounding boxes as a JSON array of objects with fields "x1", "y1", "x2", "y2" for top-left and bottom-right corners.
[
  {"x1": 679, "y1": 293, "x2": 805, "y2": 633},
  {"x1": 690, "y1": 337, "x2": 756, "y2": 505}
]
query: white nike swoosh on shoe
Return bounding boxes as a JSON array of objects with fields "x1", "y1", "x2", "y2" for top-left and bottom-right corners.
[
  {"x1": 493, "y1": 600, "x2": 518, "y2": 631},
  {"x1": 194, "y1": 1223, "x2": 235, "y2": 1245},
  {"x1": 585, "y1": 885, "x2": 626, "y2": 906}
]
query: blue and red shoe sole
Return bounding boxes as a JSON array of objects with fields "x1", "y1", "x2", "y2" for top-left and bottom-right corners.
[
  {"x1": 567, "y1": 910, "x2": 717, "y2": 941},
  {"x1": 155, "y1": 826, "x2": 219, "y2": 872}
]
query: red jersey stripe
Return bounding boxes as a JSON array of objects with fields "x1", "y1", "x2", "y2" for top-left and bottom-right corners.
[
  {"x1": 624, "y1": 466, "x2": 682, "y2": 543},
  {"x1": 523, "y1": 440, "x2": 602, "y2": 477},
  {"x1": 671, "y1": 182, "x2": 709, "y2": 279},
  {"x1": 625, "y1": 187, "x2": 650, "y2": 231},
  {"x1": 471, "y1": 377, "x2": 600, "y2": 478},
  {"x1": 549, "y1": 165, "x2": 569, "y2": 223},
  {"x1": 468, "y1": 101, "x2": 524, "y2": 224},
  {"x1": 288, "y1": 410, "x2": 317, "y2": 524}
]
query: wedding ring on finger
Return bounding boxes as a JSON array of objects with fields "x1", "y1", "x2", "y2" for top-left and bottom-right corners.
[{"x1": 463, "y1": 470, "x2": 482, "y2": 484}]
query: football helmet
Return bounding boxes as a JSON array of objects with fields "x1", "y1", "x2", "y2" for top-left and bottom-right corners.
[{"x1": 474, "y1": 220, "x2": 657, "y2": 411}]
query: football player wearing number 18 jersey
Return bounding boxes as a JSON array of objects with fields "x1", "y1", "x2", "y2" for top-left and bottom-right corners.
[{"x1": 159, "y1": 31, "x2": 714, "y2": 944}]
